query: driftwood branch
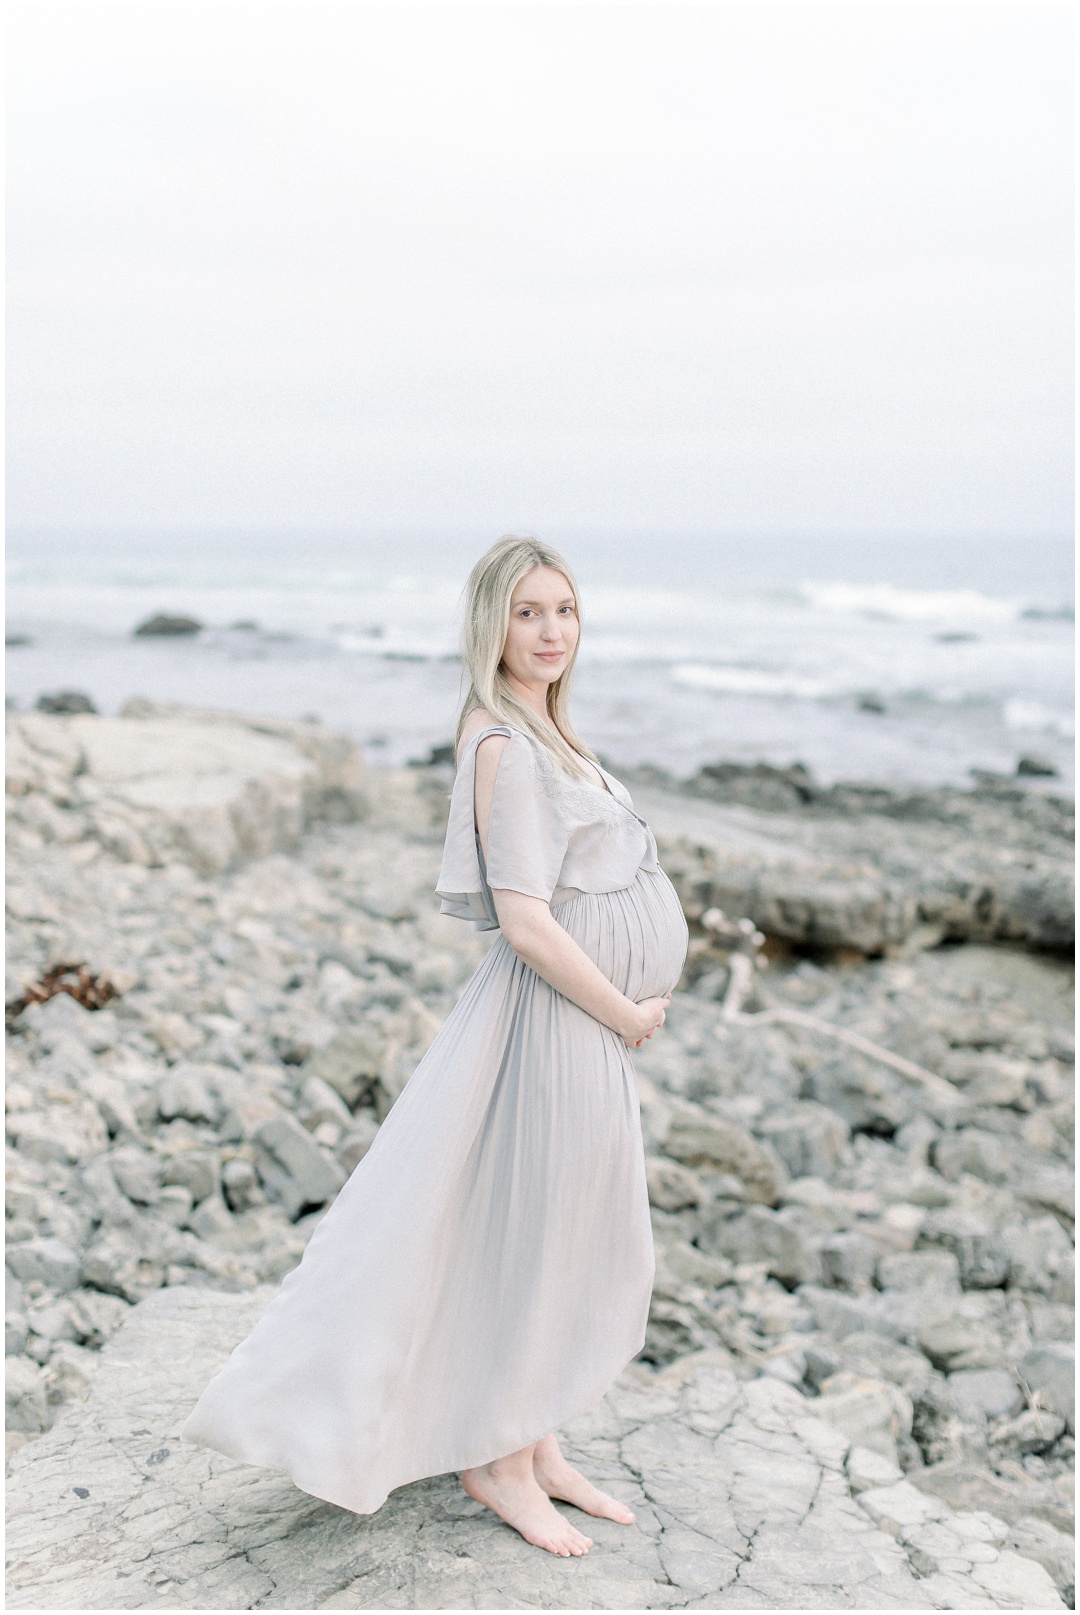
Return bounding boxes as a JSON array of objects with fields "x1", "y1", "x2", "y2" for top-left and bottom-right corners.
[
  {"x1": 702, "y1": 906, "x2": 962, "y2": 1115},
  {"x1": 732, "y1": 1005, "x2": 962, "y2": 1113}
]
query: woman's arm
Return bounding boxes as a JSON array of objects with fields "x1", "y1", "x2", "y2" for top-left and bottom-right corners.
[{"x1": 474, "y1": 734, "x2": 668, "y2": 1047}]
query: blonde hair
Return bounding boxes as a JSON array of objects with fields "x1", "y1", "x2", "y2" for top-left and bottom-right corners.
[{"x1": 455, "y1": 536, "x2": 598, "y2": 777}]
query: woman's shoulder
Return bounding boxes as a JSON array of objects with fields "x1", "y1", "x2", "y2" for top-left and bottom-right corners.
[{"x1": 457, "y1": 709, "x2": 520, "y2": 764}]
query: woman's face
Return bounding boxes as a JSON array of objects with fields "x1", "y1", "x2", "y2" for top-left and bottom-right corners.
[{"x1": 501, "y1": 566, "x2": 579, "y2": 692}]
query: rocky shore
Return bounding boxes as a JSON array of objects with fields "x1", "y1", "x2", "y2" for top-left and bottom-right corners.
[{"x1": 5, "y1": 703, "x2": 1074, "y2": 1608}]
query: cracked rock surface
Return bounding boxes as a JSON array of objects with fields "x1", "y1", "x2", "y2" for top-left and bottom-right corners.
[{"x1": 4, "y1": 1286, "x2": 1065, "y2": 1610}]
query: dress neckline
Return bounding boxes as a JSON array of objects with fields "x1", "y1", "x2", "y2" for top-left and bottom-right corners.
[{"x1": 462, "y1": 721, "x2": 614, "y2": 797}]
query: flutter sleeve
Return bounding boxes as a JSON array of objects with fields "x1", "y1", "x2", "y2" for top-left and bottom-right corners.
[{"x1": 434, "y1": 726, "x2": 570, "y2": 929}]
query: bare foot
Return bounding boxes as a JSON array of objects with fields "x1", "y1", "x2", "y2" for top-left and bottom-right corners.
[
  {"x1": 532, "y1": 1433, "x2": 636, "y2": 1524},
  {"x1": 461, "y1": 1460, "x2": 594, "y2": 1557}
]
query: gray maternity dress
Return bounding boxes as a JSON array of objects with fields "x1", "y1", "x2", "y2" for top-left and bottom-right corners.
[{"x1": 180, "y1": 723, "x2": 689, "y2": 1515}]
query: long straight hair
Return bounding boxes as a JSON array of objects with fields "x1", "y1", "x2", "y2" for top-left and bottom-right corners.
[{"x1": 455, "y1": 536, "x2": 598, "y2": 776}]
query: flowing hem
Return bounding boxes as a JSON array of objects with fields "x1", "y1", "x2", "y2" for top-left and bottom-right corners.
[{"x1": 179, "y1": 1329, "x2": 647, "y2": 1517}]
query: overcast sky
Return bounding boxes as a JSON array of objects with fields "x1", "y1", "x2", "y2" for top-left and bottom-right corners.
[{"x1": 7, "y1": 2, "x2": 1074, "y2": 541}]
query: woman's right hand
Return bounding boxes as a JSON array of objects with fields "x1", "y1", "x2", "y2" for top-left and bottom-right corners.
[{"x1": 620, "y1": 994, "x2": 670, "y2": 1047}]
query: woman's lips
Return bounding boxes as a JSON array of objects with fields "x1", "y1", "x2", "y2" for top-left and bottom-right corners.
[{"x1": 535, "y1": 650, "x2": 565, "y2": 662}]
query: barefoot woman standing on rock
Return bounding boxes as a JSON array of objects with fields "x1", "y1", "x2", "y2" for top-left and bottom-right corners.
[{"x1": 181, "y1": 537, "x2": 688, "y2": 1556}]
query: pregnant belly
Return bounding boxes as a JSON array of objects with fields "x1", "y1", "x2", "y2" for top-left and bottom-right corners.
[{"x1": 552, "y1": 866, "x2": 689, "y2": 1002}]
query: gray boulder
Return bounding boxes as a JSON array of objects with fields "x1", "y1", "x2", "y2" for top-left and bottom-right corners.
[
  {"x1": 662, "y1": 1110, "x2": 785, "y2": 1205},
  {"x1": 837, "y1": 1332, "x2": 935, "y2": 1396},
  {"x1": 919, "y1": 1208, "x2": 1009, "y2": 1290},
  {"x1": 701, "y1": 1205, "x2": 819, "y2": 1287},
  {"x1": 817, "y1": 1231, "x2": 878, "y2": 1293},
  {"x1": 756, "y1": 1101, "x2": 850, "y2": 1180},
  {"x1": 877, "y1": 1250, "x2": 961, "y2": 1294},
  {"x1": 6, "y1": 1239, "x2": 82, "y2": 1295},
  {"x1": 6, "y1": 1354, "x2": 49, "y2": 1433},
  {"x1": 302, "y1": 1026, "x2": 386, "y2": 1107},
  {"x1": 1019, "y1": 1344, "x2": 1074, "y2": 1433},
  {"x1": 1004, "y1": 1217, "x2": 1075, "y2": 1296},
  {"x1": 948, "y1": 1369, "x2": 1023, "y2": 1421},
  {"x1": 252, "y1": 1114, "x2": 347, "y2": 1220}
]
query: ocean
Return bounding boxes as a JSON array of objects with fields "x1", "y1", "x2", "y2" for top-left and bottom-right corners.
[{"x1": 6, "y1": 530, "x2": 1074, "y2": 789}]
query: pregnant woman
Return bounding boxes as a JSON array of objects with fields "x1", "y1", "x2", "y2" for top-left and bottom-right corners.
[{"x1": 181, "y1": 536, "x2": 689, "y2": 1558}]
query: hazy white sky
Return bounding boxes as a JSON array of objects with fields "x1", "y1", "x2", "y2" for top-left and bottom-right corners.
[{"x1": 7, "y1": 2, "x2": 1074, "y2": 539}]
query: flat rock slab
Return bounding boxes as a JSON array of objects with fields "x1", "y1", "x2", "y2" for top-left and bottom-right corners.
[{"x1": 5, "y1": 1288, "x2": 1062, "y2": 1610}]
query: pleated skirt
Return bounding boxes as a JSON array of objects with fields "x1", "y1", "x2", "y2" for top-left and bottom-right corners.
[{"x1": 180, "y1": 864, "x2": 688, "y2": 1515}]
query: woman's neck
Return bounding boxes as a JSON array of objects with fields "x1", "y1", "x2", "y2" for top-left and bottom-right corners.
[{"x1": 504, "y1": 673, "x2": 557, "y2": 731}]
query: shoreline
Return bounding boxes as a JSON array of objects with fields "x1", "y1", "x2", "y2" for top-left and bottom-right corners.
[{"x1": 5, "y1": 701, "x2": 1074, "y2": 1603}]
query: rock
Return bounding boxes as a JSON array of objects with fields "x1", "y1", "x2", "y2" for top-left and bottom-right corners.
[
  {"x1": 1017, "y1": 754, "x2": 1059, "y2": 778},
  {"x1": 6, "y1": 1102, "x2": 109, "y2": 1166},
  {"x1": 654, "y1": 1236, "x2": 733, "y2": 1293},
  {"x1": 911, "y1": 1381, "x2": 971, "y2": 1467},
  {"x1": 964, "y1": 1549, "x2": 1065, "y2": 1608},
  {"x1": 160, "y1": 1151, "x2": 219, "y2": 1207},
  {"x1": 663, "y1": 1110, "x2": 785, "y2": 1205},
  {"x1": 1005, "y1": 1515, "x2": 1076, "y2": 1603},
  {"x1": 701, "y1": 1204, "x2": 818, "y2": 1287},
  {"x1": 146, "y1": 1013, "x2": 205, "y2": 1056},
  {"x1": 216, "y1": 1089, "x2": 283, "y2": 1143},
  {"x1": 7, "y1": 1314, "x2": 30, "y2": 1356},
  {"x1": 815, "y1": 1373, "x2": 914, "y2": 1463},
  {"x1": 252, "y1": 1114, "x2": 347, "y2": 1220},
  {"x1": 948, "y1": 1369, "x2": 1023, "y2": 1422},
  {"x1": 5, "y1": 1353, "x2": 49, "y2": 1433},
  {"x1": 756, "y1": 1101, "x2": 850, "y2": 1180},
  {"x1": 686, "y1": 760, "x2": 817, "y2": 812},
  {"x1": 1004, "y1": 1216, "x2": 1075, "y2": 1296},
  {"x1": 837, "y1": 1332, "x2": 936, "y2": 1396},
  {"x1": 81, "y1": 1073, "x2": 140, "y2": 1140},
  {"x1": 912, "y1": 1459, "x2": 1073, "y2": 1536},
  {"x1": 24, "y1": 1298, "x2": 78, "y2": 1347},
  {"x1": 302, "y1": 1025, "x2": 386, "y2": 1107},
  {"x1": 803, "y1": 1056, "x2": 918, "y2": 1135},
  {"x1": 35, "y1": 691, "x2": 97, "y2": 715},
  {"x1": 296, "y1": 1075, "x2": 353, "y2": 1134},
  {"x1": 185, "y1": 1193, "x2": 236, "y2": 1242},
  {"x1": 81, "y1": 1230, "x2": 167, "y2": 1304},
  {"x1": 919, "y1": 1208, "x2": 1009, "y2": 1290},
  {"x1": 1019, "y1": 1344, "x2": 1074, "y2": 1433},
  {"x1": 6, "y1": 1238, "x2": 82, "y2": 1294},
  {"x1": 107, "y1": 1147, "x2": 161, "y2": 1205},
  {"x1": 220, "y1": 1158, "x2": 264, "y2": 1213},
  {"x1": 644, "y1": 780, "x2": 1073, "y2": 952},
  {"x1": 65, "y1": 1291, "x2": 130, "y2": 1350},
  {"x1": 42, "y1": 1340, "x2": 99, "y2": 1412},
  {"x1": 877, "y1": 1250, "x2": 962, "y2": 1293},
  {"x1": 155, "y1": 1068, "x2": 219, "y2": 1125},
  {"x1": 817, "y1": 1231, "x2": 878, "y2": 1293},
  {"x1": 989, "y1": 1408, "x2": 1066, "y2": 1455},
  {"x1": 5, "y1": 1284, "x2": 1060, "y2": 1611},
  {"x1": 846, "y1": 1444, "x2": 903, "y2": 1493},
  {"x1": 335, "y1": 1114, "x2": 382, "y2": 1174},
  {"x1": 157, "y1": 1186, "x2": 195, "y2": 1226},
  {"x1": 858, "y1": 1478, "x2": 951, "y2": 1536},
  {"x1": 645, "y1": 1157, "x2": 703, "y2": 1211},
  {"x1": 133, "y1": 614, "x2": 203, "y2": 636},
  {"x1": 6, "y1": 705, "x2": 367, "y2": 875},
  {"x1": 919, "y1": 1314, "x2": 1005, "y2": 1373},
  {"x1": 934, "y1": 1129, "x2": 1011, "y2": 1185}
]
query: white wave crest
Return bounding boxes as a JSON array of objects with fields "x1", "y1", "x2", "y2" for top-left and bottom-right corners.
[
  {"x1": 1003, "y1": 698, "x2": 1075, "y2": 737},
  {"x1": 800, "y1": 581, "x2": 1019, "y2": 623},
  {"x1": 671, "y1": 664, "x2": 830, "y2": 699}
]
